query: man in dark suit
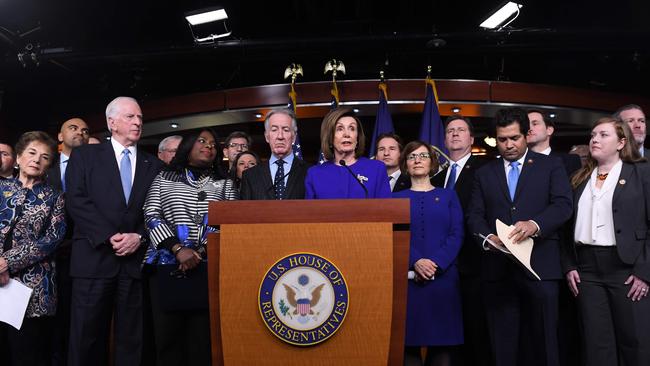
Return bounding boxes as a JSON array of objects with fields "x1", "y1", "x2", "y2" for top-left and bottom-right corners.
[
  {"x1": 46, "y1": 117, "x2": 89, "y2": 366},
  {"x1": 526, "y1": 109, "x2": 582, "y2": 366},
  {"x1": 527, "y1": 109, "x2": 581, "y2": 178},
  {"x1": 374, "y1": 132, "x2": 410, "y2": 192},
  {"x1": 615, "y1": 104, "x2": 649, "y2": 157},
  {"x1": 468, "y1": 108, "x2": 573, "y2": 366},
  {"x1": 431, "y1": 115, "x2": 489, "y2": 366},
  {"x1": 240, "y1": 108, "x2": 309, "y2": 200},
  {"x1": 0, "y1": 142, "x2": 16, "y2": 179},
  {"x1": 66, "y1": 97, "x2": 163, "y2": 366}
]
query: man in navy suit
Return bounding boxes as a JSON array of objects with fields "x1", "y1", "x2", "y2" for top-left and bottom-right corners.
[
  {"x1": 66, "y1": 97, "x2": 163, "y2": 366},
  {"x1": 615, "y1": 104, "x2": 649, "y2": 157},
  {"x1": 468, "y1": 108, "x2": 573, "y2": 366},
  {"x1": 526, "y1": 109, "x2": 581, "y2": 178}
]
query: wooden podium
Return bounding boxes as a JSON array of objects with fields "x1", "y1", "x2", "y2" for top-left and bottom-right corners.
[{"x1": 207, "y1": 199, "x2": 410, "y2": 365}]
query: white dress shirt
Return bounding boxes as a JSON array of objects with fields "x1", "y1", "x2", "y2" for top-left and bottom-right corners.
[
  {"x1": 539, "y1": 146, "x2": 552, "y2": 156},
  {"x1": 110, "y1": 137, "x2": 137, "y2": 185},
  {"x1": 60, "y1": 152, "x2": 70, "y2": 184},
  {"x1": 574, "y1": 160, "x2": 622, "y2": 246},
  {"x1": 443, "y1": 152, "x2": 471, "y2": 188}
]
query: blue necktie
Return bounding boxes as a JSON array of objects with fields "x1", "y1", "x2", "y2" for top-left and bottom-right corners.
[
  {"x1": 274, "y1": 159, "x2": 286, "y2": 200},
  {"x1": 60, "y1": 158, "x2": 68, "y2": 192},
  {"x1": 120, "y1": 149, "x2": 132, "y2": 203},
  {"x1": 508, "y1": 161, "x2": 520, "y2": 201},
  {"x1": 446, "y1": 163, "x2": 458, "y2": 189}
]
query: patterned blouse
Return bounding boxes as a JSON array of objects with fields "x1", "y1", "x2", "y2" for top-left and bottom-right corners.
[
  {"x1": 0, "y1": 178, "x2": 66, "y2": 317},
  {"x1": 143, "y1": 169, "x2": 238, "y2": 265}
]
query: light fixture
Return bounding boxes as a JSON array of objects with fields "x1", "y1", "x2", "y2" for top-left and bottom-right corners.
[
  {"x1": 480, "y1": 2, "x2": 523, "y2": 30},
  {"x1": 451, "y1": 107, "x2": 461, "y2": 113},
  {"x1": 185, "y1": 6, "x2": 232, "y2": 43},
  {"x1": 549, "y1": 113, "x2": 557, "y2": 118},
  {"x1": 484, "y1": 136, "x2": 497, "y2": 147},
  {"x1": 353, "y1": 108, "x2": 360, "y2": 113},
  {"x1": 169, "y1": 122, "x2": 179, "y2": 129},
  {"x1": 185, "y1": 8, "x2": 228, "y2": 26},
  {"x1": 255, "y1": 113, "x2": 263, "y2": 119}
]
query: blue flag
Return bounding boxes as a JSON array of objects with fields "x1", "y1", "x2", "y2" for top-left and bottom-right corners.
[
  {"x1": 368, "y1": 83, "x2": 395, "y2": 158},
  {"x1": 419, "y1": 78, "x2": 448, "y2": 162},
  {"x1": 288, "y1": 84, "x2": 303, "y2": 159}
]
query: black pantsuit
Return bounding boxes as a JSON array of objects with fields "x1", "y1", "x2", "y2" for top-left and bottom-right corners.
[
  {"x1": 148, "y1": 275, "x2": 211, "y2": 366},
  {"x1": 2, "y1": 316, "x2": 54, "y2": 366},
  {"x1": 575, "y1": 246, "x2": 650, "y2": 366}
]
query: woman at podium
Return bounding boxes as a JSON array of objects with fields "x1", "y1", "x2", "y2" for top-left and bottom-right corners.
[
  {"x1": 143, "y1": 128, "x2": 238, "y2": 366},
  {"x1": 392, "y1": 141, "x2": 464, "y2": 366},
  {"x1": 305, "y1": 107, "x2": 391, "y2": 199}
]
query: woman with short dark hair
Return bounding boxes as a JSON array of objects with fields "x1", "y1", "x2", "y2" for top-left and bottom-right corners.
[
  {"x1": 393, "y1": 140, "x2": 464, "y2": 366},
  {"x1": 229, "y1": 150, "x2": 259, "y2": 191},
  {"x1": 305, "y1": 107, "x2": 390, "y2": 199},
  {"x1": 0, "y1": 131, "x2": 66, "y2": 366}
]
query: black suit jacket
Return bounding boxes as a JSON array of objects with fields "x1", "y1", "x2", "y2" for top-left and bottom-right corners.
[
  {"x1": 550, "y1": 150, "x2": 581, "y2": 179},
  {"x1": 392, "y1": 171, "x2": 411, "y2": 192},
  {"x1": 65, "y1": 142, "x2": 163, "y2": 279},
  {"x1": 561, "y1": 162, "x2": 650, "y2": 281},
  {"x1": 467, "y1": 151, "x2": 573, "y2": 280},
  {"x1": 432, "y1": 155, "x2": 489, "y2": 276},
  {"x1": 240, "y1": 157, "x2": 309, "y2": 200}
]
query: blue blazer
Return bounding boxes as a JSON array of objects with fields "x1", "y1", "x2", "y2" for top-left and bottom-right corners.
[
  {"x1": 65, "y1": 142, "x2": 162, "y2": 279},
  {"x1": 467, "y1": 151, "x2": 573, "y2": 280}
]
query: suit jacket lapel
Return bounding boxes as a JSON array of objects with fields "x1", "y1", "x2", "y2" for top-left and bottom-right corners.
[
  {"x1": 612, "y1": 163, "x2": 632, "y2": 204},
  {"x1": 98, "y1": 143, "x2": 126, "y2": 206},
  {"x1": 455, "y1": 155, "x2": 475, "y2": 188},
  {"x1": 494, "y1": 158, "x2": 511, "y2": 202},
  {"x1": 128, "y1": 150, "x2": 151, "y2": 207},
  {"x1": 262, "y1": 163, "x2": 274, "y2": 199},
  {"x1": 514, "y1": 154, "x2": 535, "y2": 202},
  {"x1": 285, "y1": 159, "x2": 303, "y2": 198}
]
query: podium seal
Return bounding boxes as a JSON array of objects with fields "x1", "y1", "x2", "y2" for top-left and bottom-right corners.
[{"x1": 258, "y1": 252, "x2": 349, "y2": 346}]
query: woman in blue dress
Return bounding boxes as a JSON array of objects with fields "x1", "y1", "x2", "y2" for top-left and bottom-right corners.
[
  {"x1": 393, "y1": 140, "x2": 464, "y2": 366},
  {"x1": 305, "y1": 107, "x2": 391, "y2": 199}
]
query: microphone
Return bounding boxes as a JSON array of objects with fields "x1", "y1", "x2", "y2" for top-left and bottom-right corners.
[{"x1": 339, "y1": 160, "x2": 368, "y2": 198}]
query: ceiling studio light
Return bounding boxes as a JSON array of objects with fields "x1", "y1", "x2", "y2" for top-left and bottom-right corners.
[
  {"x1": 480, "y1": 2, "x2": 523, "y2": 30},
  {"x1": 185, "y1": 6, "x2": 232, "y2": 43},
  {"x1": 185, "y1": 8, "x2": 228, "y2": 26}
]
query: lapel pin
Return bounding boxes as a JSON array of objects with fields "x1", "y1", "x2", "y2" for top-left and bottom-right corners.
[
  {"x1": 619, "y1": 179, "x2": 626, "y2": 185},
  {"x1": 434, "y1": 197, "x2": 440, "y2": 202},
  {"x1": 527, "y1": 159, "x2": 534, "y2": 164},
  {"x1": 464, "y1": 165, "x2": 470, "y2": 169}
]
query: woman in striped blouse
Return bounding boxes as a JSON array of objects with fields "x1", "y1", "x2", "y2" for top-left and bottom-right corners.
[{"x1": 143, "y1": 128, "x2": 237, "y2": 366}]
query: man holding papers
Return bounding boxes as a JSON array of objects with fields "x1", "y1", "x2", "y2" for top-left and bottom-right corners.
[{"x1": 467, "y1": 108, "x2": 573, "y2": 366}]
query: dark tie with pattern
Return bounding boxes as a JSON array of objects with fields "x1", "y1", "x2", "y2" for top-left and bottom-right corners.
[{"x1": 274, "y1": 159, "x2": 286, "y2": 200}]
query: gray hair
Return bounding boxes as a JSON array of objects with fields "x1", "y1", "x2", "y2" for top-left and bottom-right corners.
[
  {"x1": 264, "y1": 108, "x2": 298, "y2": 132},
  {"x1": 105, "y1": 96, "x2": 139, "y2": 131},
  {"x1": 614, "y1": 104, "x2": 645, "y2": 120},
  {"x1": 158, "y1": 135, "x2": 182, "y2": 152}
]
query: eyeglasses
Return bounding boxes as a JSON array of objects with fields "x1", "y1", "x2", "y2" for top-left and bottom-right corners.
[
  {"x1": 406, "y1": 153, "x2": 431, "y2": 161},
  {"x1": 196, "y1": 137, "x2": 216, "y2": 149},
  {"x1": 227, "y1": 142, "x2": 249, "y2": 150}
]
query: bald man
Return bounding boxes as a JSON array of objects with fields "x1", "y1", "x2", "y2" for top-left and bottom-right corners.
[{"x1": 46, "y1": 118, "x2": 90, "y2": 366}]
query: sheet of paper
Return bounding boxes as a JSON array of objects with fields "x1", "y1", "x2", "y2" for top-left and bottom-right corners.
[
  {"x1": 0, "y1": 278, "x2": 33, "y2": 330},
  {"x1": 496, "y1": 219, "x2": 541, "y2": 280}
]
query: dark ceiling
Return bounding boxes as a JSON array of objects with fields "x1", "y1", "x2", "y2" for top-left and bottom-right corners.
[{"x1": 1, "y1": 0, "x2": 650, "y2": 135}]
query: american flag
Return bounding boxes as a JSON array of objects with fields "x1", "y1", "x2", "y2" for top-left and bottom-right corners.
[
  {"x1": 368, "y1": 82, "x2": 395, "y2": 157},
  {"x1": 288, "y1": 83, "x2": 303, "y2": 160}
]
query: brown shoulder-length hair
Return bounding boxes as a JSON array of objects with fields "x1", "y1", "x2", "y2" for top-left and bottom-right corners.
[
  {"x1": 571, "y1": 117, "x2": 645, "y2": 188},
  {"x1": 399, "y1": 140, "x2": 439, "y2": 177},
  {"x1": 15, "y1": 131, "x2": 59, "y2": 169},
  {"x1": 320, "y1": 107, "x2": 366, "y2": 161}
]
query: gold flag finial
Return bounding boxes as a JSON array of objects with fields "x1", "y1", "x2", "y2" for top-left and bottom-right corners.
[
  {"x1": 379, "y1": 70, "x2": 385, "y2": 82},
  {"x1": 324, "y1": 59, "x2": 346, "y2": 81},
  {"x1": 426, "y1": 65, "x2": 432, "y2": 79},
  {"x1": 283, "y1": 63, "x2": 303, "y2": 84}
]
